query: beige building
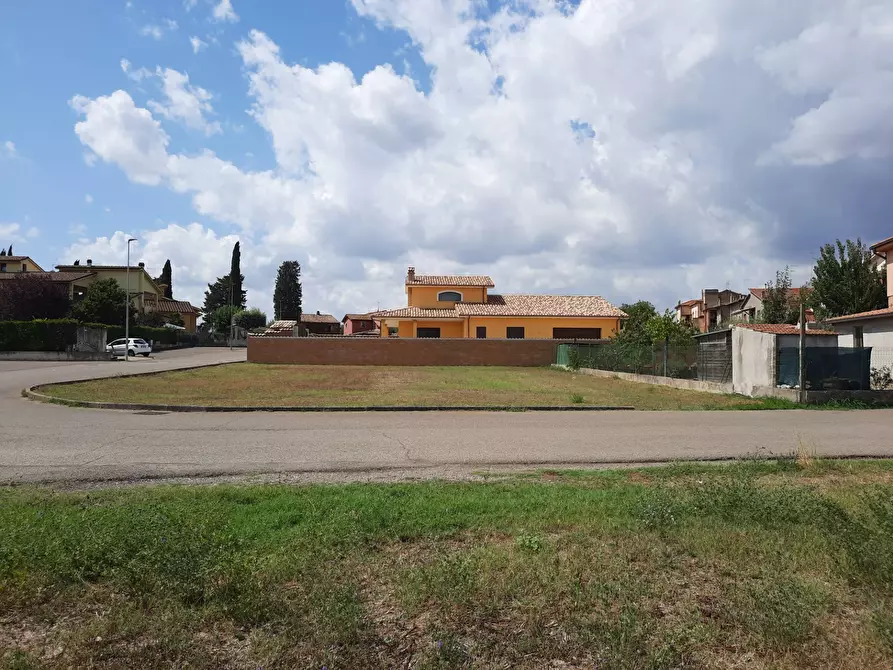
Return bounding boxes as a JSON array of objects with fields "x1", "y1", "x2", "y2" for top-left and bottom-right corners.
[{"x1": 0, "y1": 255, "x2": 45, "y2": 273}]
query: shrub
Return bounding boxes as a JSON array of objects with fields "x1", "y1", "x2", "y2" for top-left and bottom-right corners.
[
  {"x1": 0, "y1": 319, "x2": 80, "y2": 352},
  {"x1": 105, "y1": 325, "x2": 178, "y2": 345},
  {"x1": 870, "y1": 366, "x2": 893, "y2": 390},
  {"x1": 234, "y1": 307, "x2": 267, "y2": 331}
]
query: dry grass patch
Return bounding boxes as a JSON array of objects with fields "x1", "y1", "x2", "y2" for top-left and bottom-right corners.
[{"x1": 40, "y1": 363, "x2": 783, "y2": 410}]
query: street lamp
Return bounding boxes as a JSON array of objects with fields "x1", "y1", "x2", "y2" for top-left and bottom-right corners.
[{"x1": 124, "y1": 237, "x2": 137, "y2": 361}]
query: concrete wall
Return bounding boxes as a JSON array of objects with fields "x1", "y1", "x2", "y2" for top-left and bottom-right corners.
[
  {"x1": 248, "y1": 336, "x2": 568, "y2": 366},
  {"x1": 732, "y1": 328, "x2": 777, "y2": 396},
  {"x1": 74, "y1": 326, "x2": 107, "y2": 353},
  {"x1": 753, "y1": 386, "x2": 893, "y2": 405},
  {"x1": 777, "y1": 334, "x2": 837, "y2": 349},
  {"x1": 571, "y1": 366, "x2": 733, "y2": 395},
  {"x1": 0, "y1": 351, "x2": 112, "y2": 361}
]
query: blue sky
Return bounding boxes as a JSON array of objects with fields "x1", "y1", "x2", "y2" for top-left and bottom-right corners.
[{"x1": 1, "y1": 1, "x2": 891, "y2": 316}]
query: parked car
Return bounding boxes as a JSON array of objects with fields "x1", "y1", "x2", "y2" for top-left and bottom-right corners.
[{"x1": 107, "y1": 338, "x2": 152, "y2": 357}]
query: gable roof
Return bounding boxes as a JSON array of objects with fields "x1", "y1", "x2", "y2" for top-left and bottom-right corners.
[
  {"x1": 733, "y1": 323, "x2": 836, "y2": 336},
  {"x1": 300, "y1": 312, "x2": 339, "y2": 324},
  {"x1": 145, "y1": 298, "x2": 198, "y2": 314},
  {"x1": 0, "y1": 271, "x2": 94, "y2": 282},
  {"x1": 676, "y1": 299, "x2": 700, "y2": 308},
  {"x1": 457, "y1": 294, "x2": 628, "y2": 318},
  {"x1": 406, "y1": 274, "x2": 495, "y2": 287},
  {"x1": 871, "y1": 235, "x2": 893, "y2": 253},
  {"x1": 342, "y1": 313, "x2": 375, "y2": 322},
  {"x1": 825, "y1": 306, "x2": 893, "y2": 324}
]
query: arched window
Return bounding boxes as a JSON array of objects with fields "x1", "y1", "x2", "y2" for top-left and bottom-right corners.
[{"x1": 437, "y1": 290, "x2": 463, "y2": 302}]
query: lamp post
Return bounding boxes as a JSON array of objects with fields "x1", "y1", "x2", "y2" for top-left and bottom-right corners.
[{"x1": 124, "y1": 237, "x2": 137, "y2": 361}]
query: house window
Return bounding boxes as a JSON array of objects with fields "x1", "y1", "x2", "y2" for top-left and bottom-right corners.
[
  {"x1": 388, "y1": 327, "x2": 398, "y2": 336},
  {"x1": 417, "y1": 327, "x2": 441, "y2": 338},
  {"x1": 476, "y1": 326, "x2": 487, "y2": 339},
  {"x1": 437, "y1": 290, "x2": 463, "y2": 302},
  {"x1": 854, "y1": 326, "x2": 864, "y2": 349},
  {"x1": 21, "y1": 264, "x2": 27, "y2": 272},
  {"x1": 506, "y1": 327, "x2": 525, "y2": 339},
  {"x1": 0, "y1": 263, "x2": 6, "y2": 272},
  {"x1": 552, "y1": 327, "x2": 602, "y2": 339}
]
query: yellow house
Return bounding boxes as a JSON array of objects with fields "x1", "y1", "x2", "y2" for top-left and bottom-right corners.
[
  {"x1": 0, "y1": 255, "x2": 45, "y2": 273},
  {"x1": 374, "y1": 267, "x2": 626, "y2": 339},
  {"x1": 55, "y1": 260, "x2": 199, "y2": 333}
]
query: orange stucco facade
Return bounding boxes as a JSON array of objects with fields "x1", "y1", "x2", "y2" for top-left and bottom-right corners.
[{"x1": 380, "y1": 273, "x2": 623, "y2": 339}]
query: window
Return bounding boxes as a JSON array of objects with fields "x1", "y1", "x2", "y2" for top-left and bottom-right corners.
[
  {"x1": 854, "y1": 326, "x2": 864, "y2": 349},
  {"x1": 437, "y1": 290, "x2": 463, "y2": 302},
  {"x1": 0, "y1": 263, "x2": 6, "y2": 272},
  {"x1": 552, "y1": 327, "x2": 602, "y2": 339},
  {"x1": 388, "y1": 327, "x2": 398, "y2": 336},
  {"x1": 476, "y1": 326, "x2": 487, "y2": 339},
  {"x1": 21, "y1": 264, "x2": 27, "y2": 272},
  {"x1": 417, "y1": 327, "x2": 441, "y2": 338},
  {"x1": 506, "y1": 327, "x2": 525, "y2": 339}
]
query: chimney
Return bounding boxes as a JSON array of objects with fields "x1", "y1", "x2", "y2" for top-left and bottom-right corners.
[
  {"x1": 138, "y1": 262, "x2": 145, "y2": 269},
  {"x1": 407, "y1": 266, "x2": 416, "y2": 282},
  {"x1": 316, "y1": 310, "x2": 320, "y2": 315},
  {"x1": 86, "y1": 259, "x2": 92, "y2": 266}
]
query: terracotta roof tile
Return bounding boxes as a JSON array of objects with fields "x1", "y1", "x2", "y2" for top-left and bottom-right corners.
[
  {"x1": 407, "y1": 274, "x2": 495, "y2": 287},
  {"x1": 0, "y1": 256, "x2": 32, "y2": 262},
  {"x1": 0, "y1": 271, "x2": 94, "y2": 282},
  {"x1": 871, "y1": 235, "x2": 893, "y2": 252},
  {"x1": 826, "y1": 306, "x2": 893, "y2": 323},
  {"x1": 300, "y1": 313, "x2": 339, "y2": 324},
  {"x1": 371, "y1": 307, "x2": 460, "y2": 319},
  {"x1": 146, "y1": 298, "x2": 198, "y2": 314},
  {"x1": 733, "y1": 323, "x2": 836, "y2": 336},
  {"x1": 342, "y1": 313, "x2": 375, "y2": 321},
  {"x1": 455, "y1": 294, "x2": 627, "y2": 318}
]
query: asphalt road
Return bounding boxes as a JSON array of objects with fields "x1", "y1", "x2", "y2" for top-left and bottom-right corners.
[{"x1": 2, "y1": 349, "x2": 892, "y2": 485}]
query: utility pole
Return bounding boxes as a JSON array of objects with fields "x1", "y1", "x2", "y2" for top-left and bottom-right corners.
[
  {"x1": 798, "y1": 300, "x2": 806, "y2": 404},
  {"x1": 124, "y1": 238, "x2": 137, "y2": 361}
]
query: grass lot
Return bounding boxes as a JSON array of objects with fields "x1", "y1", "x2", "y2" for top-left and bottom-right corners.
[
  {"x1": 38, "y1": 363, "x2": 792, "y2": 410},
  {"x1": 4, "y1": 459, "x2": 893, "y2": 668}
]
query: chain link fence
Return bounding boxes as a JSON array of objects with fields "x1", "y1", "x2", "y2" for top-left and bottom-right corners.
[{"x1": 557, "y1": 340, "x2": 731, "y2": 382}]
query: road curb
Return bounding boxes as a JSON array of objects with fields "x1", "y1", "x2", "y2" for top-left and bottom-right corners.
[{"x1": 24, "y1": 386, "x2": 635, "y2": 413}]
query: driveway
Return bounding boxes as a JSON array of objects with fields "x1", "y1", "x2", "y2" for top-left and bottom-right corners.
[{"x1": 2, "y1": 350, "x2": 892, "y2": 485}]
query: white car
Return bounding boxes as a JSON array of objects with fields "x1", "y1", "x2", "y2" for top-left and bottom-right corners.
[{"x1": 107, "y1": 338, "x2": 152, "y2": 357}]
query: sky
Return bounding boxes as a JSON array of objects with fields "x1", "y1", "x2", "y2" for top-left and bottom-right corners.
[{"x1": 1, "y1": 0, "x2": 891, "y2": 318}]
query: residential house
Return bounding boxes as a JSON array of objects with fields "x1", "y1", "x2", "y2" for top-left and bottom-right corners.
[
  {"x1": 342, "y1": 313, "x2": 379, "y2": 336},
  {"x1": 731, "y1": 287, "x2": 814, "y2": 324},
  {"x1": 674, "y1": 299, "x2": 699, "y2": 326},
  {"x1": 54, "y1": 260, "x2": 199, "y2": 332},
  {"x1": 827, "y1": 235, "x2": 893, "y2": 372},
  {"x1": 373, "y1": 267, "x2": 626, "y2": 339},
  {"x1": 0, "y1": 255, "x2": 45, "y2": 273},
  {"x1": 300, "y1": 312, "x2": 342, "y2": 335},
  {"x1": 677, "y1": 289, "x2": 747, "y2": 332}
]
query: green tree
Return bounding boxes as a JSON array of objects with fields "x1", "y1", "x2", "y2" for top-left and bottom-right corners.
[
  {"x1": 153, "y1": 259, "x2": 173, "y2": 299},
  {"x1": 811, "y1": 239, "x2": 887, "y2": 319},
  {"x1": 71, "y1": 278, "x2": 134, "y2": 326},
  {"x1": 202, "y1": 242, "x2": 246, "y2": 315},
  {"x1": 644, "y1": 309, "x2": 698, "y2": 344},
  {"x1": 760, "y1": 267, "x2": 800, "y2": 324},
  {"x1": 211, "y1": 305, "x2": 241, "y2": 335},
  {"x1": 615, "y1": 300, "x2": 658, "y2": 346},
  {"x1": 273, "y1": 260, "x2": 303, "y2": 321},
  {"x1": 234, "y1": 307, "x2": 267, "y2": 330}
]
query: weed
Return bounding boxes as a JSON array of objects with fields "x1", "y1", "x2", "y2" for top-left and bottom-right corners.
[
  {"x1": 515, "y1": 533, "x2": 545, "y2": 552},
  {"x1": 569, "y1": 392, "x2": 585, "y2": 404}
]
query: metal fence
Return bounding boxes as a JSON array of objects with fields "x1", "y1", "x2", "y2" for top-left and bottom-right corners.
[
  {"x1": 777, "y1": 346, "x2": 893, "y2": 391},
  {"x1": 558, "y1": 340, "x2": 731, "y2": 382}
]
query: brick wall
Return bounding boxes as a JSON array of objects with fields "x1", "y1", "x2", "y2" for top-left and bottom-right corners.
[{"x1": 248, "y1": 336, "x2": 578, "y2": 366}]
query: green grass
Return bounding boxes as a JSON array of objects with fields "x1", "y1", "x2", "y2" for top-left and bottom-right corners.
[
  {"x1": 38, "y1": 363, "x2": 792, "y2": 410},
  {"x1": 3, "y1": 460, "x2": 893, "y2": 668}
]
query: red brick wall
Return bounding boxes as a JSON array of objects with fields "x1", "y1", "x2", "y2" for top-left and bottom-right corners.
[{"x1": 248, "y1": 336, "x2": 571, "y2": 366}]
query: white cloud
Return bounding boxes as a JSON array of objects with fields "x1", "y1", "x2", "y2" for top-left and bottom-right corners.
[
  {"x1": 190, "y1": 36, "x2": 208, "y2": 53},
  {"x1": 26, "y1": 227, "x2": 39, "y2": 239},
  {"x1": 3, "y1": 140, "x2": 16, "y2": 158},
  {"x1": 211, "y1": 0, "x2": 238, "y2": 23},
  {"x1": 148, "y1": 68, "x2": 222, "y2": 135},
  {"x1": 70, "y1": 90, "x2": 170, "y2": 185},
  {"x1": 0, "y1": 222, "x2": 37, "y2": 243},
  {"x1": 85, "y1": 194, "x2": 93, "y2": 204},
  {"x1": 69, "y1": 2, "x2": 893, "y2": 317},
  {"x1": 184, "y1": 0, "x2": 198, "y2": 10},
  {"x1": 121, "y1": 59, "x2": 153, "y2": 82},
  {"x1": 140, "y1": 19, "x2": 178, "y2": 40}
]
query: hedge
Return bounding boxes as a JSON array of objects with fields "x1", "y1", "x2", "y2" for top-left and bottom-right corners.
[
  {"x1": 0, "y1": 319, "x2": 82, "y2": 352},
  {"x1": 0, "y1": 320, "x2": 195, "y2": 352}
]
